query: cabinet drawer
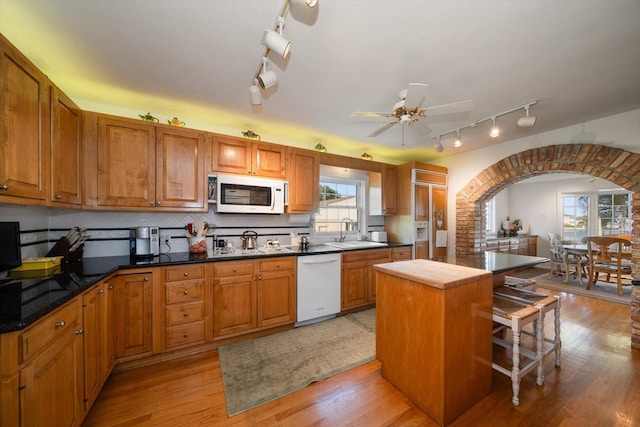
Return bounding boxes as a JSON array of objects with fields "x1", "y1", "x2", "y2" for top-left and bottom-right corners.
[
  {"x1": 259, "y1": 257, "x2": 295, "y2": 272},
  {"x1": 19, "y1": 298, "x2": 80, "y2": 364},
  {"x1": 391, "y1": 247, "x2": 411, "y2": 260},
  {"x1": 165, "y1": 281, "x2": 204, "y2": 304},
  {"x1": 213, "y1": 260, "x2": 255, "y2": 277},
  {"x1": 342, "y1": 248, "x2": 390, "y2": 264},
  {"x1": 166, "y1": 321, "x2": 205, "y2": 348},
  {"x1": 164, "y1": 265, "x2": 206, "y2": 282},
  {"x1": 165, "y1": 301, "x2": 205, "y2": 326}
]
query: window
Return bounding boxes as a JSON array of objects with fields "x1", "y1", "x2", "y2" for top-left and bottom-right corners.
[
  {"x1": 560, "y1": 190, "x2": 631, "y2": 241},
  {"x1": 562, "y1": 195, "x2": 589, "y2": 242},
  {"x1": 485, "y1": 198, "x2": 495, "y2": 232},
  {"x1": 313, "y1": 166, "x2": 367, "y2": 237},
  {"x1": 598, "y1": 193, "x2": 631, "y2": 235}
]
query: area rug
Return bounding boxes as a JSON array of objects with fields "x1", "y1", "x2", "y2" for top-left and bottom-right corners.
[
  {"x1": 218, "y1": 309, "x2": 376, "y2": 417},
  {"x1": 509, "y1": 267, "x2": 631, "y2": 305}
]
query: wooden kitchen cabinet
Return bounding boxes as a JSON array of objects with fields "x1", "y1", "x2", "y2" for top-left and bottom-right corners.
[
  {"x1": 414, "y1": 185, "x2": 429, "y2": 221},
  {"x1": 113, "y1": 271, "x2": 153, "y2": 359},
  {"x1": 19, "y1": 298, "x2": 85, "y2": 427},
  {"x1": 341, "y1": 248, "x2": 391, "y2": 310},
  {"x1": 415, "y1": 241, "x2": 429, "y2": 259},
  {"x1": 50, "y1": 84, "x2": 82, "y2": 206},
  {"x1": 212, "y1": 257, "x2": 296, "y2": 339},
  {"x1": 391, "y1": 246, "x2": 412, "y2": 261},
  {"x1": 91, "y1": 114, "x2": 206, "y2": 211},
  {"x1": 82, "y1": 281, "x2": 115, "y2": 411},
  {"x1": 209, "y1": 135, "x2": 287, "y2": 178},
  {"x1": 0, "y1": 34, "x2": 50, "y2": 205},
  {"x1": 381, "y1": 164, "x2": 398, "y2": 216},
  {"x1": 162, "y1": 264, "x2": 209, "y2": 351},
  {"x1": 431, "y1": 185, "x2": 447, "y2": 258},
  {"x1": 286, "y1": 148, "x2": 319, "y2": 213}
]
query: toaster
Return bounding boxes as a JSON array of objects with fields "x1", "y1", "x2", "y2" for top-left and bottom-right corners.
[{"x1": 370, "y1": 231, "x2": 387, "y2": 242}]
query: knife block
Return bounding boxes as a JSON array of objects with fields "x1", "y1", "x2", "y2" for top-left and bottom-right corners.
[{"x1": 46, "y1": 237, "x2": 84, "y2": 261}]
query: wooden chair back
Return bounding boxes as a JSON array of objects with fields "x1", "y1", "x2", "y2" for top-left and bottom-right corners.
[{"x1": 584, "y1": 236, "x2": 632, "y2": 295}]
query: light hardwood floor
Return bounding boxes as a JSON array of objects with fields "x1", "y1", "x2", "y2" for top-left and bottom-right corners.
[{"x1": 84, "y1": 288, "x2": 640, "y2": 426}]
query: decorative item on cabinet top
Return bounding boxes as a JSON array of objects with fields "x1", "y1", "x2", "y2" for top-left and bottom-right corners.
[
  {"x1": 139, "y1": 112, "x2": 159, "y2": 123},
  {"x1": 242, "y1": 130, "x2": 261, "y2": 140},
  {"x1": 168, "y1": 117, "x2": 186, "y2": 127}
]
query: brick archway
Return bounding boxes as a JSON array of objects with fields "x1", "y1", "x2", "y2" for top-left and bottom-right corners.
[{"x1": 455, "y1": 143, "x2": 640, "y2": 347}]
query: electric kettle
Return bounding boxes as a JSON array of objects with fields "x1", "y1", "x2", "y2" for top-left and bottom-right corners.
[{"x1": 241, "y1": 230, "x2": 258, "y2": 249}]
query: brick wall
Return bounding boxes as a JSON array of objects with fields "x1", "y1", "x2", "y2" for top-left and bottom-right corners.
[{"x1": 454, "y1": 143, "x2": 640, "y2": 348}]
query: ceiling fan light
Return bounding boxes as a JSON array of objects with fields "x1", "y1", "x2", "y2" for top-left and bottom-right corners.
[
  {"x1": 263, "y1": 27, "x2": 291, "y2": 59},
  {"x1": 249, "y1": 81, "x2": 262, "y2": 105},
  {"x1": 290, "y1": 0, "x2": 318, "y2": 8}
]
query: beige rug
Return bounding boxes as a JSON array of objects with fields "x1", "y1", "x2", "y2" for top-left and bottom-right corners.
[
  {"x1": 218, "y1": 309, "x2": 376, "y2": 417},
  {"x1": 510, "y1": 267, "x2": 631, "y2": 305}
]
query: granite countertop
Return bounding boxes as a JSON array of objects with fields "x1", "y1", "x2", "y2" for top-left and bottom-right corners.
[{"x1": 0, "y1": 241, "x2": 411, "y2": 333}]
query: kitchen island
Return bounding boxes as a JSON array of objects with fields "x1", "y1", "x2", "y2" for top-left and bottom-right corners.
[{"x1": 374, "y1": 259, "x2": 494, "y2": 426}]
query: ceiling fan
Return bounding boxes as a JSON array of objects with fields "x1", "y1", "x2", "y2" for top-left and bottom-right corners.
[{"x1": 352, "y1": 83, "x2": 473, "y2": 138}]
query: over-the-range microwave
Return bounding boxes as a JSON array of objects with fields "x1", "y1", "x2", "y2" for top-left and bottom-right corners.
[{"x1": 216, "y1": 173, "x2": 288, "y2": 214}]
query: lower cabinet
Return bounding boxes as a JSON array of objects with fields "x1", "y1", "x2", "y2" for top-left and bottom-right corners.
[
  {"x1": 391, "y1": 246, "x2": 412, "y2": 262},
  {"x1": 414, "y1": 241, "x2": 429, "y2": 259},
  {"x1": 18, "y1": 299, "x2": 85, "y2": 427},
  {"x1": 341, "y1": 248, "x2": 391, "y2": 310},
  {"x1": 212, "y1": 257, "x2": 296, "y2": 339},
  {"x1": 112, "y1": 271, "x2": 153, "y2": 359}
]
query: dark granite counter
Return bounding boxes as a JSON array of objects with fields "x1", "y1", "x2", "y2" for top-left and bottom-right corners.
[
  {"x1": 431, "y1": 252, "x2": 549, "y2": 275},
  {"x1": 0, "y1": 242, "x2": 411, "y2": 333}
]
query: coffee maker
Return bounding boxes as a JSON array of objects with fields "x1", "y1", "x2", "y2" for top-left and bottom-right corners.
[{"x1": 130, "y1": 226, "x2": 160, "y2": 259}]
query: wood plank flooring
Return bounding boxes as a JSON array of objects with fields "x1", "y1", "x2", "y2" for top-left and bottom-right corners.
[{"x1": 83, "y1": 287, "x2": 640, "y2": 426}]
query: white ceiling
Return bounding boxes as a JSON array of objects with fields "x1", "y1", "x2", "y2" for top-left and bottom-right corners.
[{"x1": 2, "y1": 0, "x2": 639, "y2": 164}]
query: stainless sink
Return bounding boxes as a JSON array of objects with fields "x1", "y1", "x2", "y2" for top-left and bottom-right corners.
[{"x1": 324, "y1": 241, "x2": 388, "y2": 249}]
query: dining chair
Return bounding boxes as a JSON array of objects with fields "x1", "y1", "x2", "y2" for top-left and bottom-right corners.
[
  {"x1": 584, "y1": 236, "x2": 632, "y2": 296},
  {"x1": 547, "y1": 234, "x2": 587, "y2": 285}
]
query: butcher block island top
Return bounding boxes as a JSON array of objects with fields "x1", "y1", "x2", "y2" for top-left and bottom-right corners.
[{"x1": 374, "y1": 259, "x2": 494, "y2": 426}]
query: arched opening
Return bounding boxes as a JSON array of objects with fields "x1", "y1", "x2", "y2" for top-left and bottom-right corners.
[{"x1": 454, "y1": 143, "x2": 640, "y2": 346}]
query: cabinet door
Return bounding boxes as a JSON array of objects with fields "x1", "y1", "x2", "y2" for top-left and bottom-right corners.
[
  {"x1": 97, "y1": 117, "x2": 156, "y2": 207},
  {"x1": 415, "y1": 185, "x2": 429, "y2": 221},
  {"x1": 209, "y1": 137, "x2": 252, "y2": 175},
  {"x1": 341, "y1": 260, "x2": 368, "y2": 310},
  {"x1": 415, "y1": 241, "x2": 429, "y2": 259},
  {"x1": 155, "y1": 127, "x2": 205, "y2": 209},
  {"x1": 82, "y1": 285, "x2": 103, "y2": 410},
  {"x1": 0, "y1": 35, "x2": 50, "y2": 203},
  {"x1": 286, "y1": 148, "x2": 318, "y2": 213},
  {"x1": 113, "y1": 273, "x2": 152, "y2": 358},
  {"x1": 381, "y1": 164, "x2": 398, "y2": 215},
  {"x1": 50, "y1": 84, "x2": 82, "y2": 206},
  {"x1": 431, "y1": 185, "x2": 447, "y2": 257},
  {"x1": 20, "y1": 325, "x2": 84, "y2": 427},
  {"x1": 213, "y1": 273, "x2": 257, "y2": 338},
  {"x1": 257, "y1": 268, "x2": 295, "y2": 328},
  {"x1": 252, "y1": 142, "x2": 287, "y2": 178}
]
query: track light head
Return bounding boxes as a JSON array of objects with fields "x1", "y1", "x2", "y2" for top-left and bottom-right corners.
[
  {"x1": 517, "y1": 104, "x2": 537, "y2": 127},
  {"x1": 290, "y1": 0, "x2": 318, "y2": 7},
  {"x1": 249, "y1": 80, "x2": 262, "y2": 105},
  {"x1": 434, "y1": 137, "x2": 444, "y2": 152},
  {"x1": 257, "y1": 57, "x2": 277, "y2": 89},
  {"x1": 453, "y1": 130, "x2": 462, "y2": 147},
  {"x1": 262, "y1": 18, "x2": 291, "y2": 59},
  {"x1": 489, "y1": 117, "x2": 500, "y2": 138}
]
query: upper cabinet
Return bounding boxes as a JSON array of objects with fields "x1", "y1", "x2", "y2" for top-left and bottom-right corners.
[
  {"x1": 84, "y1": 113, "x2": 206, "y2": 211},
  {"x1": 286, "y1": 148, "x2": 318, "y2": 213},
  {"x1": 381, "y1": 164, "x2": 398, "y2": 216},
  {"x1": 0, "y1": 34, "x2": 50, "y2": 204},
  {"x1": 50, "y1": 84, "x2": 82, "y2": 206},
  {"x1": 209, "y1": 136, "x2": 287, "y2": 179}
]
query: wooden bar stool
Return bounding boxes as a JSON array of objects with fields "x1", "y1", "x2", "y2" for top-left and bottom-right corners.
[{"x1": 492, "y1": 287, "x2": 561, "y2": 406}]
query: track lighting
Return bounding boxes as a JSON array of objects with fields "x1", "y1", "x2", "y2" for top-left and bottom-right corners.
[
  {"x1": 489, "y1": 117, "x2": 500, "y2": 138},
  {"x1": 434, "y1": 137, "x2": 444, "y2": 152},
  {"x1": 517, "y1": 104, "x2": 536, "y2": 127},
  {"x1": 249, "y1": 79, "x2": 262, "y2": 105},
  {"x1": 257, "y1": 57, "x2": 277, "y2": 89},
  {"x1": 263, "y1": 17, "x2": 291, "y2": 59},
  {"x1": 453, "y1": 129, "x2": 462, "y2": 147},
  {"x1": 291, "y1": 0, "x2": 318, "y2": 7}
]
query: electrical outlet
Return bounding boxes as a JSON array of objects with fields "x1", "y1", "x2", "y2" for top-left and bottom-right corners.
[{"x1": 161, "y1": 234, "x2": 171, "y2": 243}]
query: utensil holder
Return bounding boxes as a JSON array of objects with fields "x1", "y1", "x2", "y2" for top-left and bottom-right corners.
[{"x1": 188, "y1": 236, "x2": 207, "y2": 253}]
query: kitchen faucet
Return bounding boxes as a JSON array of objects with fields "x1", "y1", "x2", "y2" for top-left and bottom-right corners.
[{"x1": 339, "y1": 217, "x2": 353, "y2": 242}]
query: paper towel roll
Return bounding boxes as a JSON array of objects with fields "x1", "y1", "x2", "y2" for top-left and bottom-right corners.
[{"x1": 436, "y1": 230, "x2": 448, "y2": 248}]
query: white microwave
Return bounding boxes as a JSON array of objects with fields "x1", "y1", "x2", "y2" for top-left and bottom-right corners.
[{"x1": 216, "y1": 174, "x2": 287, "y2": 214}]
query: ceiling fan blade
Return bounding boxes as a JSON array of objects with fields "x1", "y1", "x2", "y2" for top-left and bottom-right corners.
[
  {"x1": 408, "y1": 119, "x2": 432, "y2": 136},
  {"x1": 424, "y1": 99, "x2": 474, "y2": 116},
  {"x1": 351, "y1": 111, "x2": 393, "y2": 118},
  {"x1": 368, "y1": 122, "x2": 396, "y2": 138},
  {"x1": 403, "y1": 83, "x2": 429, "y2": 108}
]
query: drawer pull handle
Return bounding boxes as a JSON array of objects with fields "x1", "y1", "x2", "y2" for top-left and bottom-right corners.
[
  {"x1": 184, "y1": 271, "x2": 189, "y2": 276},
  {"x1": 75, "y1": 328, "x2": 84, "y2": 335},
  {"x1": 54, "y1": 194, "x2": 61, "y2": 199},
  {"x1": 144, "y1": 277, "x2": 149, "y2": 281},
  {"x1": 98, "y1": 289, "x2": 104, "y2": 295},
  {"x1": 183, "y1": 332, "x2": 188, "y2": 338},
  {"x1": 183, "y1": 290, "x2": 189, "y2": 295},
  {"x1": 55, "y1": 321, "x2": 65, "y2": 328},
  {"x1": 0, "y1": 184, "x2": 8, "y2": 190},
  {"x1": 183, "y1": 312, "x2": 189, "y2": 317},
  {"x1": 233, "y1": 268, "x2": 237, "y2": 272}
]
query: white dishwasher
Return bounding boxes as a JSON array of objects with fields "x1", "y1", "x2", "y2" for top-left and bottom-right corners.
[{"x1": 296, "y1": 253, "x2": 342, "y2": 326}]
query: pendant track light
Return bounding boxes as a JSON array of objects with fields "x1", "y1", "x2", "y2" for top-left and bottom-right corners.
[
  {"x1": 489, "y1": 117, "x2": 500, "y2": 138},
  {"x1": 454, "y1": 129, "x2": 462, "y2": 147},
  {"x1": 517, "y1": 104, "x2": 537, "y2": 127},
  {"x1": 291, "y1": 0, "x2": 318, "y2": 7},
  {"x1": 434, "y1": 137, "x2": 444, "y2": 152},
  {"x1": 262, "y1": 17, "x2": 291, "y2": 59},
  {"x1": 257, "y1": 57, "x2": 277, "y2": 89},
  {"x1": 249, "y1": 79, "x2": 262, "y2": 105}
]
